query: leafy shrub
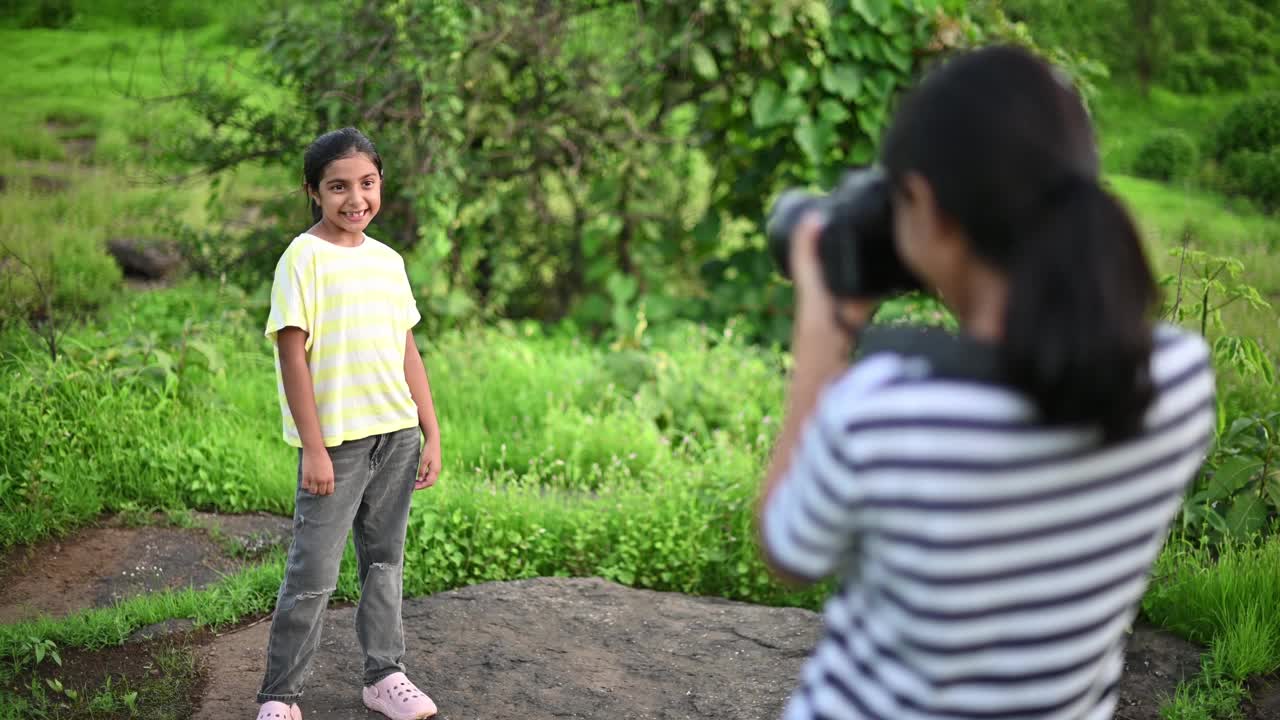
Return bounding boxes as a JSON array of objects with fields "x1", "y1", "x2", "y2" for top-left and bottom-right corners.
[
  {"x1": 1213, "y1": 94, "x2": 1280, "y2": 161},
  {"x1": 1164, "y1": 48, "x2": 1253, "y2": 95},
  {"x1": 1133, "y1": 129, "x2": 1198, "y2": 181},
  {"x1": 1223, "y1": 148, "x2": 1280, "y2": 212}
]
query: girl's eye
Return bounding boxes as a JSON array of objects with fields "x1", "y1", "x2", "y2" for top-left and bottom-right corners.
[
  {"x1": 330, "y1": 184, "x2": 344, "y2": 192},
  {"x1": 363, "y1": 181, "x2": 376, "y2": 188}
]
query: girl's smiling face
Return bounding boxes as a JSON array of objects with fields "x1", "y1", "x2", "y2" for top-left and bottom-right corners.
[{"x1": 308, "y1": 152, "x2": 381, "y2": 239}]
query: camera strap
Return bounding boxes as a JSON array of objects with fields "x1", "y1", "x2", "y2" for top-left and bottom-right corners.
[{"x1": 855, "y1": 324, "x2": 1006, "y2": 384}]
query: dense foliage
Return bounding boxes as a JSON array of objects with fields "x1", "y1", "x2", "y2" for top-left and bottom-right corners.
[
  {"x1": 1222, "y1": 149, "x2": 1280, "y2": 212},
  {"x1": 1001, "y1": 0, "x2": 1280, "y2": 93},
  {"x1": 165, "y1": 0, "x2": 1081, "y2": 344},
  {"x1": 1133, "y1": 128, "x2": 1198, "y2": 181},
  {"x1": 1213, "y1": 93, "x2": 1280, "y2": 160}
]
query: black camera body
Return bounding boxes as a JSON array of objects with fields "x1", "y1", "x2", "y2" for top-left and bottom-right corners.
[{"x1": 766, "y1": 166, "x2": 922, "y2": 299}]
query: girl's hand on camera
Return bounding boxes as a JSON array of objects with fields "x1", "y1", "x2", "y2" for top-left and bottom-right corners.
[
  {"x1": 789, "y1": 213, "x2": 878, "y2": 336},
  {"x1": 301, "y1": 446, "x2": 335, "y2": 496}
]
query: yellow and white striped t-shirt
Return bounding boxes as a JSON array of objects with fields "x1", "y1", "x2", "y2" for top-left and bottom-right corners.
[{"x1": 265, "y1": 233, "x2": 422, "y2": 448}]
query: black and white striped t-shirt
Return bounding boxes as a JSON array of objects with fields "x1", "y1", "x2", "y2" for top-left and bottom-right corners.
[{"x1": 762, "y1": 324, "x2": 1215, "y2": 720}]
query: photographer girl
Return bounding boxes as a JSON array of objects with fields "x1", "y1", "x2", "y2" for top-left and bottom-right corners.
[
  {"x1": 256, "y1": 128, "x2": 442, "y2": 720},
  {"x1": 760, "y1": 46, "x2": 1215, "y2": 720}
]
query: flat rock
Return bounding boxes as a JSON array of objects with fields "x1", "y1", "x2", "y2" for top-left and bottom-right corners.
[
  {"x1": 107, "y1": 237, "x2": 183, "y2": 280},
  {"x1": 195, "y1": 577, "x2": 820, "y2": 720},
  {"x1": 195, "y1": 577, "x2": 1207, "y2": 720}
]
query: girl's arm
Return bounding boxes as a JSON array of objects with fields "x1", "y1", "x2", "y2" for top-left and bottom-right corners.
[
  {"x1": 278, "y1": 327, "x2": 335, "y2": 495},
  {"x1": 758, "y1": 216, "x2": 874, "y2": 579},
  {"x1": 404, "y1": 330, "x2": 442, "y2": 488}
]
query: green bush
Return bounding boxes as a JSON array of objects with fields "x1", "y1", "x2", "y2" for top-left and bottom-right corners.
[
  {"x1": 1133, "y1": 129, "x2": 1199, "y2": 181},
  {"x1": 1223, "y1": 148, "x2": 1280, "y2": 212},
  {"x1": 1213, "y1": 93, "x2": 1280, "y2": 160}
]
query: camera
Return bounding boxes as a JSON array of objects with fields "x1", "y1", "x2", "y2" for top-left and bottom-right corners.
[{"x1": 765, "y1": 166, "x2": 921, "y2": 299}]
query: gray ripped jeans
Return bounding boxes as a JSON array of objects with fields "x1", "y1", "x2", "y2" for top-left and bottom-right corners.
[{"x1": 257, "y1": 426, "x2": 420, "y2": 704}]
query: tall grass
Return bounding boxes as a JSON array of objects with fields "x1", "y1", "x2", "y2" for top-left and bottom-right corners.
[
  {"x1": 1143, "y1": 536, "x2": 1280, "y2": 680},
  {"x1": 0, "y1": 282, "x2": 820, "y2": 607}
]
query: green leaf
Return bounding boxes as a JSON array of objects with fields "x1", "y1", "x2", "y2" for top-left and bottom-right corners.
[
  {"x1": 856, "y1": 106, "x2": 886, "y2": 137},
  {"x1": 795, "y1": 115, "x2": 836, "y2": 165},
  {"x1": 850, "y1": 0, "x2": 889, "y2": 25},
  {"x1": 817, "y1": 99, "x2": 851, "y2": 125},
  {"x1": 1211, "y1": 456, "x2": 1263, "y2": 497},
  {"x1": 691, "y1": 212, "x2": 722, "y2": 248},
  {"x1": 750, "y1": 81, "x2": 781, "y2": 127},
  {"x1": 152, "y1": 348, "x2": 174, "y2": 374},
  {"x1": 189, "y1": 340, "x2": 225, "y2": 373},
  {"x1": 1265, "y1": 469, "x2": 1280, "y2": 513},
  {"x1": 750, "y1": 81, "x2": 804, "y2": 128},
  {"x1": 881, "y1": 39, "x2": 912, "y2": 73},
  {"x1": 821, "y1": 63, "x2": 865, "y2": 100},
  {"x1": 690, "y1": 43, "x2": 719, "y2": 81},
  {"x1": 1225, "y1": 492, "x2": 1268, "y2": 538},
  {"x1": 783, "y1": 63, "x2": 812, "y2": 92},
  {"x1": 850, "y1": 138, "x2": 876, "y2": 165}
]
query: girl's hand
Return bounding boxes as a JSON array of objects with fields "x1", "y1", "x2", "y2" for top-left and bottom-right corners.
[
  {"x1": 416, "y1": 436, "x2": 441, "y2": 490},
  {"x1": 790, "y1": 213, "x2": 878, "y2": 335},
  {"x1": 301, "y1": 446, "x2": 335, "y2": 496}
]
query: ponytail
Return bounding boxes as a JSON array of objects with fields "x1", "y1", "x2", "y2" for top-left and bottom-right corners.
[{"x1": 1002, "y1": 179, "x2": 1158, "y2": 443}]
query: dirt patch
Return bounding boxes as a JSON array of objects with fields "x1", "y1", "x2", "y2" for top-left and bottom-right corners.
[
  {"x1": 1243, "y1": 672, "x2": 1280, "y2": 720},
  {"x1": 0, "y1": 512, "x2": 291, "y2": 625},
  {"x1": 5, "y1": 631, "x2": 209, "y2": 719},
  {"x1": 1114, "y1": 619, "x2": 1206, "y2": 719}
]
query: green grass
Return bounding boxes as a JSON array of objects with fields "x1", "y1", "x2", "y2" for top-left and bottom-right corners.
[
  {"x1": 1092, "y1": 81, "x2": 1257, "y2": 176},
  {"x1": 1143, "y1": 535, "x2": 1280, "y2": 718},
  {"x1": 1159, "y1": 652, "x2": 1250, "y2": 720},
  {"x1": 0, "y1": 280, "x2": 823, "y2": 615},
  {"x1": 0, "y1": 26, "x2": 238, "y2": 166},
  {"x1": 1143, "y1": 536, "x2": 1280, "y2": 681}
]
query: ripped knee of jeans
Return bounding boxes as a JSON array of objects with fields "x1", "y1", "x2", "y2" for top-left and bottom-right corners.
[{"x1": 276, "y1": 586, "x2": 336, "y2": 613}]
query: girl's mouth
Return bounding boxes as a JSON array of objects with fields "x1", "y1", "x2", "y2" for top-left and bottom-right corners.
[{"x1": 341, "y1": 209, "x2": 369, "y2": 222}]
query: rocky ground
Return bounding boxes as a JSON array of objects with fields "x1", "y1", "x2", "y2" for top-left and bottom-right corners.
[{"x1": 3, "y1": 514, "x2": 1275, "y2": 720}]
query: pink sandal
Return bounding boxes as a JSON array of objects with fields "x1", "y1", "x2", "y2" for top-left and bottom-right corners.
[
  {"x1": 255, "y1": 701, "x2": 301, "y2": 720},
  {"x1": 362, "y1": 671, "x2": 437, "y2": 719}
]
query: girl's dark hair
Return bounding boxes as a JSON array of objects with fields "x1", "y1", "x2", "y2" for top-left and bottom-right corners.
[
  {"x1": 881, "y1": 46, "x2": 1157, "y2": 443},
  {"x1": 303, "y1": 127, "x2": 383, "y2": 222}
]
